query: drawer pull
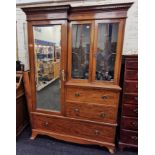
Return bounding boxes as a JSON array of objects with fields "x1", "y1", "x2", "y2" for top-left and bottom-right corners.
[
  {"x1": 101, "y1": 95, "x2": 108, "y2": 99},
  {"x1": 44, "y1": 121, "x2": 49, "y2": 127},
  {"x1": 74, "y1": 108, "x2": 80, "y2": 113},
  {"x1": 131, "y1": 122, "x2": 137, "y2": 127},
  {"x1": 134, "y1": 96, "x2": 138, "y2": 101},
  {"x1": 100, "y1": 112, "x2": 106, "y2": 118},
  {"x1": 94, "y1": 130, "x2": 100, "y2": 135},
  {"x1": 133, "y1": 108, "x2": 138, "y2": 113},
  {"x1": 75, "y1": 92, "x2": 80, "y2": 97},
  {"x1": 131, "y1": 136, "x2": 138, "y2": 141}
]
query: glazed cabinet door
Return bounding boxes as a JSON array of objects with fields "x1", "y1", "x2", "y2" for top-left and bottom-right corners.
[
  {"x1": 28, "y1": 20, "x2": 67, "y2": 114},
  {"x1": 92, "y1": 20, "x2": 125, "y2": 85},
  {"x1": 68, "y1": 21, "x2": 94, "y2": 82}
]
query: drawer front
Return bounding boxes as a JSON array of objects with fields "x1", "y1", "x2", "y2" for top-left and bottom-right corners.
[
  {"x1": 66, "y1": 102, "x2": 117, "y2": 124},
  {"x1": 126, "y1": 60, "x2": 138, "y2": 70},
  {"x1": 123, "y1": 94, "x2": 138, "y2": 104},
  {"x1": 121, "y1": 117, "x2": 138, "y2": 130},
  {"x1": 122, "y1": 104, "x2": 138, "y2": 117},
  {"x1": 125, "y1": 70, "x2": 138, "y2": 80},
  {"x1": 120, "y1": 129, "x2": 138, "y2": 145},
  {"x1": 124, "y1": 81, "x2": 138, "y2": 93},
  {"x1": 66, "y1": 88, "x2": 118, "y2": 106},
  {"x1": 33, "y1": 114, "x2": 115, "y2": 143}
]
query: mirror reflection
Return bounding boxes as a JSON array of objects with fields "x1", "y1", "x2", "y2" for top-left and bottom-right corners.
[{"x1": 33, "y1": 25, "x2": 61, "y2": 111}]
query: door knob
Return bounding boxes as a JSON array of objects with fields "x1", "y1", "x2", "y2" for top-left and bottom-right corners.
[
  {"x1": 61, "y1": 69, "x2": 65, "y2": 81},
  {"x1": 101, "y1": 95, "x2": 108, "y2": 99}
]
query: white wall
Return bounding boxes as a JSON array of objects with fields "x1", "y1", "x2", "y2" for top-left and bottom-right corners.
[
  {"x1": 16, "y1": 8, "x2": 29, "y2": 70},
  {"x1": 33, "y1": 26, "x2": 61, "y2": 46},
  {"x1": 123, "y1": 0, "x2": 138, "y2": 54},
  {"x1": 16, "y1": 0, "x2": 138, "y2": 70}
]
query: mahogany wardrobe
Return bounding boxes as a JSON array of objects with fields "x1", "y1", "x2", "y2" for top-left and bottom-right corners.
[{"x1": 22, "y1": 2, "x2": 132, "y2": 154}]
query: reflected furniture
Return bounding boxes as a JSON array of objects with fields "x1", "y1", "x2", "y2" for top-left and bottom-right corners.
[
  {"x1": 119, "y1": 55, "x2": 138, "y2": 150},
  {"x1": 22, "y1": 2, "x2": 133, "y2": 154},
  {"x1": 16, "y1": 71, "x2": 29, "y2": 136}
]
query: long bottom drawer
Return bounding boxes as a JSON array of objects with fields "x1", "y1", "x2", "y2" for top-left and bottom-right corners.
[{"x1": 32, "y1": 114, "x2": 116, "y2": 143}]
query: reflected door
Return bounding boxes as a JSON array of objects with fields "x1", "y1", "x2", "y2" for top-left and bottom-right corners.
[{"x1": 33, "y1": 25, "x2": 62, "y2": 112}]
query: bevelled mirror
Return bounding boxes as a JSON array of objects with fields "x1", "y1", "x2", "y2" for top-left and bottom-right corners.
[{"x1": 33, "y1": 25, "x2": 61, "y2": 111}]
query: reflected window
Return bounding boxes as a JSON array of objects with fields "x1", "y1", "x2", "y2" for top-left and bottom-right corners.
[
  {"x1": 71, "y1": 24, "x2": 90, "y2": 79},
  {"x1": 96, "y1": 23, "x2": 118, "y2": 81}
]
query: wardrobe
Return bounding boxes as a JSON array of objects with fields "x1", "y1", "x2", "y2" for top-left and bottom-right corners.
[{"x1": 22, "y1": 2, "x2": 133, "y2": 154}]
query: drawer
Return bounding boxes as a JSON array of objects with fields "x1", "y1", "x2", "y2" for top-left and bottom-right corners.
[
  {"x1": 33, "y1": 114, "x2": 115, "y2": 143},
  {"x1": 125, "y1": 70, "x2": 138, "y2": 80},
  {"x1": 124, "y1": 81, "x2": 138, "y2": 93},
  {"x1": 122, "y1": 104, "x2": 138, "y2": 117},
  {"x1": 123, "y1": 94, "x2": 138, "y2": 104},
  {"x1": 66, "y1": 88, "x2": 118, "y2": 106},
  {"x1": 120, "y1": 129, "x2": 138, "y2": 145},
  {"x1": 66, "y1": 102, "x2": 117, "y2": 124},
  {"x1": 126, "y1": 60, "x2": 138, "y2": 69},
  {"x1": 121, "y1": 117, "x2": 138, "y2": 130}
]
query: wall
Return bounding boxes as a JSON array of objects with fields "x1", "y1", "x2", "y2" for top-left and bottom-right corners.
[
  {"x1": 33, "y1": 26, "x2": 61, "y2": 46},
  {"x1": 16, "y1": 8, "x2": 29, "y2": 70},
  {"x1": 16, "y1": 0, "x2": 138, "y2": 70}
]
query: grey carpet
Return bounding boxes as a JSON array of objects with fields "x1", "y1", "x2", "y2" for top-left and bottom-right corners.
[
  {"x1": 37, "y1": 79, "x2": 61, "y2": 111},
  {"x1": 16, "y1": 127, "x2": 138, "y2": 155}
]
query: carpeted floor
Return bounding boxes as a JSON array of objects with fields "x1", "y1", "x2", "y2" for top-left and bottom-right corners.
[
  {"x1": 16, "y1": 127, "x2": 138, "y2": 155},
  {"x1": 37, "y1": 79, "x2": 61, "y2": 111}
]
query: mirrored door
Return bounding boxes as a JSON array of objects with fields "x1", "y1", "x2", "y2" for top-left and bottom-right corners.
[{"x1": 33, "y1": 25, "x2": 62, "y2": 112}]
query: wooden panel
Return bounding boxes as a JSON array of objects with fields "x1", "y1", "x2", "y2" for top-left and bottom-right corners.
[
  {"x1": 16, "y1": 94, "x2": 29, "y2": 136},
  {"x1": 121, "y1": 117, "x2": 138, "y2": 130},
  {"x1": 66, "y1": 87, "x2": 118, "y2": 106},
  {"x1": 120, "y1": 129, "x2": 138, "y2": 145},
  {"x1": 126, "y1": 60, "x2": 138, "y2": 70},
  {"x1": 122, "y1": 104, "x2": 138, "y2": 117},
  {"x1": 123, "y1": 94, "x2": 138, "y2": 104},
  {"x1": 32, "y1": 114, "x2": 115, "y2": 143},
  {"x1": 66, "y1": 102, "x2": 117, "y2": 124},
  {"x1": 69, "y1": 11, "x2": 127, "y2": 21},
  {"x1": 27, "y1": 12, "x2": 68, "y2": 21},
  {"x1": 125, "y1": 70, "x2": 138, "y2": 80},
  {"x1": 124, "y1": 81, "x2": 138, "y2": 93}
]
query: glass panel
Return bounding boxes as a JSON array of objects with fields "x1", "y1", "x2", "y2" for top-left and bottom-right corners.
[
  {"x1": 96, "y1": 23, "x2": 118, "y2": 81},
  {"x1": 33, "y1": 25, "x2": 61, "y2": 111},
  {"x1": 72, "y1": 24, "x2": 90, "y2": 79}
]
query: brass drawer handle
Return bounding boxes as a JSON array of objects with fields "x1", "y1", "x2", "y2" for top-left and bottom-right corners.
[
  {"x1": 134, "y1": 96, "x2": 138, "y2": 101},
  {"x1": 101, "y1": 95, "x2": 108, "y2": 99},
  {"x1": 131, "y1": 122, "x2": 137, "y2": 127},
  {"x1": 133, "y1": 108, "x2": 138, "y2": 113},
  {"x1": 44, "y1": 121, "x2": 49, "y2": 127},
  {"x1": 75, "y1": 92, "x2": 80, "y2": 97},
  {"x1": 74, "y1": 108, "x2": 80, "y2": 113},
  {"x1": 95, "y1": 130, "x2": 100, "y2": 136},
  {"x1": 100, "y1": 112, "x2": 106, "y2": 118},
  {"x1": 131, "y1": 136, "x2": 138, "y2": 141}
]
